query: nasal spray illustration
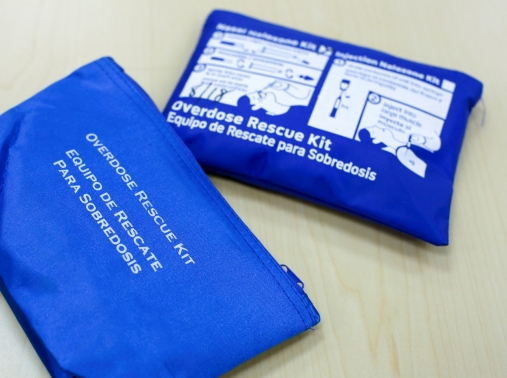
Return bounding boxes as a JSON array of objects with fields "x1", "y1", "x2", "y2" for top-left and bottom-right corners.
[{"x1": 330, "y1": 79, "x2": 350, "y2": 117}]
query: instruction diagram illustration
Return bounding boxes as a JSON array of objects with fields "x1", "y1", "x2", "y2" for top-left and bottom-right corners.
[
  {"x1": 308, "y1": 57, "x2": 455, "y2": 177},
  {"x1": 179, "y1": 31, "x2": 331, "y2": 115},
  {"x1": 246, "y1": 80, "x2": 313, "y2": 116},
  {"x1": 330, "y1": 79, "x2": 350, "y2": 117},
  {"x1": 358, "y1": 92, "x2": 442, "y2": 177}
]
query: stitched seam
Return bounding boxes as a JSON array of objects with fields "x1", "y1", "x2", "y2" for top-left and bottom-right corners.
[{"x1": 96, "y1": 60, "x2": 315, "y2": 328}]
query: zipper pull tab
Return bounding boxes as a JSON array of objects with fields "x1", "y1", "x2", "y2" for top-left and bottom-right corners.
[{"x1": 280, "y1": 264, "x2": 305, "y2": 290}]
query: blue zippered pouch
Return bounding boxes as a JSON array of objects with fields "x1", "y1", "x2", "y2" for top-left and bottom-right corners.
[
  {"x1": 0, "y1": 57, "x2": 319, "y2": 378},
  {"x1": 163, "y1": 10, "x2": 483, "y2": 245}
]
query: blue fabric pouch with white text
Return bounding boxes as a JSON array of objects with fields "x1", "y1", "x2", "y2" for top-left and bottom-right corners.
[
  {"x1": 0, "y1": 57, "x2": 320, "y2": 377},
  {"x1": 163, "y1": 10, "x2": 483, "y2": 245}
]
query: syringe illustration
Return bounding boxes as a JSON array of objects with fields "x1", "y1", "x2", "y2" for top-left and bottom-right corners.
[{"x1": 330, "y1": 79, "x2": 350, "y2": 117}]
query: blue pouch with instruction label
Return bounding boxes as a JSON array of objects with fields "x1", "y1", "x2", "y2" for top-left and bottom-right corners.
[
  {"x1": 0, "y1": 57, "x2": 319, "y2": 378},
  {"x1": 163, "y1": 10, "x2": 483, "y2": 245}
]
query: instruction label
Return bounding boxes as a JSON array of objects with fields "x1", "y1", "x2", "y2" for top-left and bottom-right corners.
[
  {"x1": 308, "y1": 56, "x2": 455, "y2": 177},
  {"x1": 179, "y1": 29, "x2": 331, "y2": 116}
]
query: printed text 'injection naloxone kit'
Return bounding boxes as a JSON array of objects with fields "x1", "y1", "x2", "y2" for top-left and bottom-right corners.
[{"x1": 164, "y1": 10, "x2": 483, "y2": 246}]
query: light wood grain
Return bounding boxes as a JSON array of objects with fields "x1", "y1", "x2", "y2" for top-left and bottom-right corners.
[{"x1": 1, "y1": 0, "x2": 506, "y2": 377}]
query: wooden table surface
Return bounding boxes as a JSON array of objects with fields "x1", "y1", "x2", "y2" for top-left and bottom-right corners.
[{"x1": 1, "y1": 1, "x2": 506, "y2": 377}]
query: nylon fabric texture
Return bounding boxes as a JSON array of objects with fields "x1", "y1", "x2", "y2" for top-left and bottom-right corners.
[
  {"x1": 163, "y1": 10, "x2": 483, "y2": 245},
  {"x1": 0, "y1": 57, "x2": 320, "y2": 378}
]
